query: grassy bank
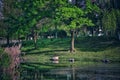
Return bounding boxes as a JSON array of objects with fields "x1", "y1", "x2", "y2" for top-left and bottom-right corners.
[{"x1": 21, "y1": 37, "x2": 120, "y2": 70}]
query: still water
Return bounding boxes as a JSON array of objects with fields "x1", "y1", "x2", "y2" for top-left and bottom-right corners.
[{"x1": 20, "y1": 64, "x2": 120, "y2": 80}]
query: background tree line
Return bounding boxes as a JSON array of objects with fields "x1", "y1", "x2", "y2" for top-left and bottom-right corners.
[{"x1": 0, "y1": 0, "x2": 120, "y2": 50}]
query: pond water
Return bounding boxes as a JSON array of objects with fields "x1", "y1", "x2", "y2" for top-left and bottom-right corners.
[{"x1": 20, "y1": 64, "x2": 120, "y2": 80}]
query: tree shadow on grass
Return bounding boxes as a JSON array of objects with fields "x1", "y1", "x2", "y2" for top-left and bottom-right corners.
[
  {"x1": 75, "y1": 37, "x2": 120, "y2": 52},
  {"x1": 22, "y1": 37, "x2": 120, "y2": 53},
  {"x1": 23, "y1": 48, "x2": 36, "y2": 52},
  {"x1": 24, "y1": 49, "x2": 68, "y2": 55}
]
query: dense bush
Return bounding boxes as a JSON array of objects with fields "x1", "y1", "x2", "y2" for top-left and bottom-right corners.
[
  {"x1": 0, "y1": 46, "x2": 21, "y2": 80},
  {"x1": 0, "y1": 48, "x2": 11, "y2": 80},
  {"x1": 0, "y1": 49, "x2": 11, "y2": 68},
  {"x1": 57, "y1": 30, "x2": 67, "y2": 38}
]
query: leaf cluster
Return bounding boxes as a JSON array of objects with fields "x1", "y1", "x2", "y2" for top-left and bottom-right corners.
[
  {"x1": 55, "y1": 1, "x2": 95, "y2": 30},
  {"x1": 0, "y1": 48, "x2": 11, "y2": 68}
]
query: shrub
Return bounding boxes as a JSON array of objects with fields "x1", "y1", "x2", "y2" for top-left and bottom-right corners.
[
  {"x1": 0, "y1": 48, "x2": 11, "y2": 68},
  {"x1": 0, "y1": 48, "x2": 11, "y2": 80}
]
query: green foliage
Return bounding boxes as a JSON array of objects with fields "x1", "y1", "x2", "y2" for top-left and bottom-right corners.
[
  {"x1": 0, "y1": 21, "x2": 6, "y2": 37},
  {"x1": 115, "y1": 10, "x2": 120, "y2": 28},
  {"x1": 0, "y1": 48, "x2": 11, "y2": 68},
  {"x1": 55, "y1": 1, "x2": 95, "y2": 31},
  {"x1": 102, "y1": 9, "x2": 117, "y2": 35},
  {"x1": 85, "y1": 0, "x2": 100, "y2": 13},
  {"x1": 22, "y1": 40, "x2": 34, "y2": 47},
  {"x1": 57, "y1": 30, "x2": 67, "y2": 38},
  {"x1": 3, "y1": 0, "x2": 50, "y2": 39},
  {"x1": 21, "y1": 37, "x2": 120, "y2": 68}
]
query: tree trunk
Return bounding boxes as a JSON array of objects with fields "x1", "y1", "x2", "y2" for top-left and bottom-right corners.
[
  {"x1": 70, "y1": 30, "x2": 75, "y2": 53},
  {"x1": 6, "y1": 33, "x2": 10, "y2": 46},
  {"x1": 18, "y1": 31, "x2": 20, "y2": 42},
  {"x1": 72, "y1": 65, "x2": 75, "y2": 80},
  {"x1": 55, "y1": 31, "x2": 58, "y2": 38},
  {"x1": 34, "y1": 32, "x2": 37, "y2": 49},
  {"x1": 55, "y1": 26, "x2": 58, "y2": 38},
  {"x1": 34, "y1": 38, "x2": 37, "y2": 49},
  {"x1": 117, "y1": 32, "x2": 120, "y2": 40},
  {"x1": 0, "y1": 67, "x2": 3, "y2": 79}
]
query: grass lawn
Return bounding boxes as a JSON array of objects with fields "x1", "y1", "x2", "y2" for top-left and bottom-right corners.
[{"x1": 21, "y1": 37, "x2": 120, "y2": 70}]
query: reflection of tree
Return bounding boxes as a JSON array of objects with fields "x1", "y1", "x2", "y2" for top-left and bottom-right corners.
[
  {"x1": 71, "y1": 64, "x2": 75, "y2": 80},
  {"x1": 40, "y1": 73, "x2": 44, "y2": 80}
]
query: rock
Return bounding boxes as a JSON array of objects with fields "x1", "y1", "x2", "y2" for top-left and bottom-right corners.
[
  {"x1": 101, "y1": 59, "x2": 110, "y2": 63},
  {"x1": 69, "y1": 58, "x2": 75, "y2": 63}
]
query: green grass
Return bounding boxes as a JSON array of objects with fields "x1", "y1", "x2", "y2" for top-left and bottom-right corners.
[{"x1": 21, "y1": 37, "x2": 120, "y2": 70}]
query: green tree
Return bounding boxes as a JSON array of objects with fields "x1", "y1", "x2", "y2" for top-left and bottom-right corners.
[
  {"x1": 102, "y1": 9, "x2": 117, "y2": 36},
  {"x1": 115, "y1": 10, "x2": 120, "y2": 40},
  {"x1": 55, "y1": 0, "x2": 96, "y2": 52},
  {"x1": 0, "y1": 48, "x2": 11, "y2": 80},
  {"x1": 10, "y1": 0, "x2": 50, "y2": 48},
  {"x1": 2, "y1": 0, "x2": 23, "y2": 45}
]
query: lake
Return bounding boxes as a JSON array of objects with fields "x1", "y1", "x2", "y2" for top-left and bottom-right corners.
[{"x1": 20, "y1": 63, "x2": 120, "y2": 80}]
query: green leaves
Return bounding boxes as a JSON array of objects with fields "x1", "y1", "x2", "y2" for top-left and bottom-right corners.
[
  {"x1": 2, "y1": 0, "x2": 100, "y2": 40},
  {"x1": 102, "y1": 9, "x2": 117, "y2": 33},
  {"x1": 10, "y1": 0, "x2": 50, "y2": 37},
  {"x1": 85, "y1": 0, "x2": 100, "y2": 13},
  {"x1": 0, "y1": 49, "x2": 11, "y2": 68},
  {"x1": 115, "y1": 10, "x2": 120, "y2": 28},
  {"x1": 56, "y1": 6, "x2": 84, "y2": 19},
  {"x1": 55, "y1": 1, "x2": 95, "y2": 31}
]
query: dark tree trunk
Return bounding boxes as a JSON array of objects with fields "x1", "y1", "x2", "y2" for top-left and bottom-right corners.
[
  {"x1": 18, "y1": 33, "x2": 22, "y2": 49},
  {"x1": 34, "y1": 38, "x2": 37, "y2": 49},
  {"x1": 0, "y1": 67, "x2": 3, "y2": 78},
  {"x1": 55, "y1": 31, "x2": 58, "y2": 38},
  {"x1": 18, "y1": 31, "x2": 21, "y2": 42},
  {"x1": 6, "y1": 33, "x2": 10, "y2": 46},
  {"x1": 70, "y1": 30, "x2": 75, "y2": 53},
  {"x1": 34, "y1": 32, "x2": 37, "y2": 49},
  {"x1": 55, "y1": 26, "x2": 58, "y2": 38},
  {"x1": 117, "y1": 32, "x2": 120, "y2": 40}
]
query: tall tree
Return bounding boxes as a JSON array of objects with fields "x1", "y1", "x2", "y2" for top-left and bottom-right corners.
[
  {"x1": 14, "y1": 0, "x2": 50, "y2": 48},
  {"x1": 3, "y1": 0, "x2": 17, "y2": 45},
  {"x1": 55, "y1": 0, "x2": 98, "y2": 52},
  {"x1": 102, "y1": 9, "x2": 117, "y2": 36},
  {"x1": 115, "y1": 10, "x2": 120, "y2": 40}
]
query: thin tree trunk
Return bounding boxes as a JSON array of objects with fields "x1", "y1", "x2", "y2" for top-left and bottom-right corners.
[
  {"x1": 18, "y1": 31, "x2": 20, "y2": 42},
  {"x1": 70, "y1": 30, "x2": 75, "y2": 53},
  {"x1": 55, "y1": 26, "x2": 58, "y2": 38},
  {"x1": 72, "y1": 65, "x2": 75, "y2": 80},
  {"x1": 6, "y1": 33, "x2": 10, "y2": 46},
  {"x1": 55, "y1": 32, "x2": 58, "y2": 39},
  {"x1": 118, "y1": 32, "x2": 120, "y2": 40},
  {"x1": 34, "y1": 38, "x2": 37, "y2": 49},
  {"x1": 34, "y1": 32, "x2": 37, "y2": 49}
]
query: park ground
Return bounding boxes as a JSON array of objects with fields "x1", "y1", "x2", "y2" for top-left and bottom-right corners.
[{"x1": 20, "y1": 36, "x2": 120, "y2": 70}]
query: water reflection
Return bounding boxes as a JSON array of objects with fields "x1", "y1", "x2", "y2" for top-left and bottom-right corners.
[{"x1": 20, "y1": 64, "x2": 120, "y2": 80}]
